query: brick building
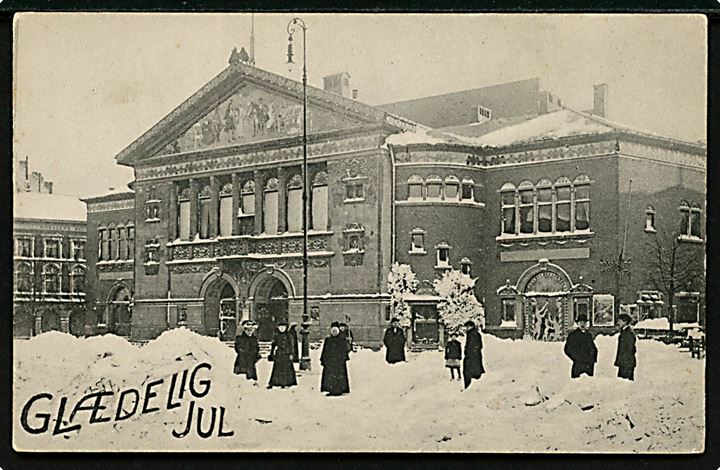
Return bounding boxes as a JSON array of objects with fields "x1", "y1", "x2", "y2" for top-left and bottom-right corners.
[
  {"x1": 13, "y1": 185, "x2": 87, "y2": 337},
  {"x1": 83, "y1": 53, "x2": 705, "y2": 345}
]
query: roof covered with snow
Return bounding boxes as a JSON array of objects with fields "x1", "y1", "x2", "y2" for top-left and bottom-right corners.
[{"x1": 14, "y1": 191, "x2": 87, "y2": 222}]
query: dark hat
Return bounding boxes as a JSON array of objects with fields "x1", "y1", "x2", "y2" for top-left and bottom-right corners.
[
  {"x1": 464, "y1": 320, "x2": 476, "y2": 328},
  {"x1": 339, "y1": 322, "x2": 348, "y2": 328},
  {"x1": 277, "y1": 320, "x2": 288, "y2": 326},
  {"x1": 576, "y1": 314, "x2": 589, "y2": 323},
  {"x1": 618, "y1": 313, "x2": 633, "y2": 324},
  {"x1": 390, "y1": 317, "x2": 400, "y2": 323},
  {"x1": 330, "y1": 321, "x2": 340, "y2": 328},
  {"x1": 241, "y1": 320, "x2": 252, "y2": 327}
]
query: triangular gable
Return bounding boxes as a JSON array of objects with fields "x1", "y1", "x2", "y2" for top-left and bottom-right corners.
[{"x1": 116, "y1": 62, "x2": 414, "y2": 165}]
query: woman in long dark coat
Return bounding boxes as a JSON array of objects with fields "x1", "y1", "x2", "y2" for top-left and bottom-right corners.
[
  {"x1": 289, "y1": 322, "x2": 300, "y2": 364},
  {"x1": 383, "y1": 317, "x2": 406, "y2": 364},
  {"x1": 320, "y1": 322, "x2": 350, "y2": 396},
  {"x1": 267, "y1": 321, "x2": 297, "y2": 389},
  {"x1": 462, "y1": 320, "x2": 485, "y2": 389},
  {"x1": 234, "y1": 320, "x2": 261, "y2": 381}
]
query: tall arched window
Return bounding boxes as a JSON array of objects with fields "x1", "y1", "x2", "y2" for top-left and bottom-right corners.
[
  {"x1": 264, "y1": 177, "x2": 279, "y2": 234},
  {"x1": 518, "y1": 181, "x2": 534, "y2": 234},
  {"x1": 500, "y1": 182, "x2": 516, "y2": 235},
  {"x1": 98, "y1": 228, "x2": 109, "y2": 260},
  {"x1": 311, "y1": 171, "x2": 328, "y2": 231},
  {"x1": 198, "y1": 185, "x2": 212, "y2": 239},
  {"x1": 15, "y1": 262, "x2": 33, "y2": 293},
  {"x1": 42, "y1": 263, "x2": 60, "y2": 294},
  {"x1": 287, "y1": 174, "x2": 303, "y2": 233},
  {"x1": 107, "y1": 225, "x2": 117, "y2": 260},
  {"x1": 70, "y1": 265, "x2": 86, "y2": 294},
  {"x1": 555, "y1": 177, "x2": 572, "y2": 233},
  {"x1": 444, "y1": 175, "x2": 460, "y2": 200},
  {"x1": 690, "y1": 203, "x2": 702, "y2": 238},
  {"x1": 127, "y1": 224, "x2": 135, "y2": 259},
  {"x1": 118, "y1": 224, "x2": 127, "y2": 259},
  {"x1": 407, "y1": 175, "x2": 424, "y2": 200},
  {"x1": 574, "y1": 175, "x2": 591, "y2": 231},
  {"x1": 178, "y1": 188, "x2": 191, "y2": 240},
  {"x1": 219, "y1": 182, "x2": 234, "y2": 237},
  {"x1": 239, "y1": 180, "x2": 256, "y2": 235},
  {"x1": 426, "y1": 175, "x2": 442, "y2": 200},
  {"x1": 536, "y1": 179, "x2": 553, "y2": 233}
]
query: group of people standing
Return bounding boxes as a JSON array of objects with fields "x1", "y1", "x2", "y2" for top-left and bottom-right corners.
[{"x1": 563, "y1": 313, "x2": 638, "y2": 380}]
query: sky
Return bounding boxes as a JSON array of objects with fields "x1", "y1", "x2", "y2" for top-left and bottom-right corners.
[{"x1": 13, "y1": 13, "x2": 707, "y2": 197}]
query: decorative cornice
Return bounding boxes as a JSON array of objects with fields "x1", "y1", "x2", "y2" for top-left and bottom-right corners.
[
  {"x1": 14, "y1": 219, "x2": 86, "y2": 232},
  {"x1": 87, "y1": 199, "x2": 136, "y2": 214}
]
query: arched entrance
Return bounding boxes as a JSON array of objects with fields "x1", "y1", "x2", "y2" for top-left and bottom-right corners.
[
  {"x1": 517, "y1": 260, "x2": 572, "y2": 342},
  {"x1": 202, "y1": 275, "x2": 238, "y2": 341},
  {"x1": 252, "y1": 277, "x2": 289, "y2": 341},
  {"x1": 107, "y1": 285, "x2": 132, "y2": 336}
]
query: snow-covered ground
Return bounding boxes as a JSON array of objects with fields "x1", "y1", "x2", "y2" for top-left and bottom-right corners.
[{"x1": 13, "y1": 329, "x2": 704, "y2": 452}]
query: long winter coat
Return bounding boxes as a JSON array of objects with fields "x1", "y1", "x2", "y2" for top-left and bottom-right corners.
[
  {"x1": 383, "y1": 327, "x2": 406, "y2": 364},
  {"x1": 320, "y1": 334, "x2": 350, "y2": 395},
  {"x1": 233, "y1": 332, "x2": 261, "y2": 380},
  {"x1": 268, "y1": 330, "x2": 297, "y2": 387},
  {"x1": 289, "y1": 325, "x2": 300, "y2": 363},
  {"x1": 614, "y1": 326, "x2": 637, "y2": 378},
  {"x1": 563, "y1": 328, "x2": 598, "y2": 378},
  {"x1": 463, "y1": 327, "x2": 485, "y2": 388}
]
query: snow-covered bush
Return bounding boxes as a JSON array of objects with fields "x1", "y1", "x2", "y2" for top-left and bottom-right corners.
[
  {"x1": 433, "y1": 269, "x2": 485, "y2": 334},
  {"x1": 387, "y1": 262, "x2": 418, "y2": 328}
]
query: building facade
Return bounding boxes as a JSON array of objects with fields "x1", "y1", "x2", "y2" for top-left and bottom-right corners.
[
  {"x1": 13, "y1": 190, "x2": 87, "y2": 337},
  {"x1": 83, "y1": 54, "x2": 706, "y2": 345}
]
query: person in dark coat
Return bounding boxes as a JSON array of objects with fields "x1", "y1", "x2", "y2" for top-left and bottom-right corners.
[
  {"x1": 563, "y1": 314, "x2": 598, "y2": 378},
  {"x1": 267, "y1": 321, "x2": 298, "y2": 389},
  {"x1": 614, "y1": 313, "x2": 637, "y2": 381},
  {"x1": 383, "y1": 317, "x2": 406, "y2": 364},
  {"x1": 462, "y1": 320, "x2": 485, "y2": 389},
  {"x1": 320, "y1": 322, "x2": 351, "y2": 396},
  {"x1": 234, "y1": 320, "x2": 261, "y2": 383},
  {"x1": 339, "y1": 322, "x2": 354, "y2": 354},
  {"x1": 444, "y1": 332, "x2": 462, "y2": 381},
  {"x1": 289, "y1": 322, "x2": 300, "y2": 364}
]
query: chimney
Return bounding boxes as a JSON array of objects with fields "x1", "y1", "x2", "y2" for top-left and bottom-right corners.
[
  {"x1": 593, "y1": 83, "x2": 609, "y2": 118},
  {"x1": 322, "y1": 72, "x2": 351, "y2": 98},
  {"x1": 44, "y1": 181, "x2": 53, "y2": 194},
  {"x1": 352, "y1": 89, "x2": 358, "y2": 100}
]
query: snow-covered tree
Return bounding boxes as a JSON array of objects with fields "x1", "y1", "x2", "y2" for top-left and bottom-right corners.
[
  {"x1": 433, "y1": 269, "x2": 485, "y2": 335},
  {"x1": 387, "y1": 262, "x2": 418, "y2": 328}
]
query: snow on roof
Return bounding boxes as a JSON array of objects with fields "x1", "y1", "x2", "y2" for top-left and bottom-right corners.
[
  {"x1": 385, "y1": 125, "x2": 447, "y2": 147},
  {"x1": 83, "y1": 186, "x2": 134, "y2": 200},
  {"x1": 14, "y1": 191, "x2": 87, "y2": 222}
]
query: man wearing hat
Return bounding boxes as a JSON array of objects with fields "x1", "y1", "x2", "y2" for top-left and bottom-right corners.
[
  {"x1": 563, "y1": 314, "x2": 598, "y2": 378},
  {"x1": 383, "y1": 317, "x2": 406, "y2": 364},
  {"x1": 614, "y1": 313, "x2": 637, "y2": 381}
]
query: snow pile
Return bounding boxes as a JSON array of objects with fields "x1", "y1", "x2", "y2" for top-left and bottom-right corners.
[
  {"x1": 13, "y1": 329, "x2": 704, "y2": 452},
  {"x1": 634, "y1": 318, "x2": 700, "y2": 330}
]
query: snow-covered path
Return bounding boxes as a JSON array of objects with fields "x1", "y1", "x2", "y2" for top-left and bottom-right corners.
[{"x1": 13, "y1": 329, "x2": 704, "y2": 452}]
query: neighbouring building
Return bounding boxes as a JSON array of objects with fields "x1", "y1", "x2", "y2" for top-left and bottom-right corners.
[
  {"x1": 13, "y1": 174, "x2": 87, "y2": 337},
  {"x1": 82, "y1": 50, "x2": 706, "y2": 346}
]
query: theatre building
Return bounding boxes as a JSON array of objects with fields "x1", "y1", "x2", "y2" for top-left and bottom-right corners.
[{"x1": 84, "y1": 53, "x2": 705, "y2": 345}]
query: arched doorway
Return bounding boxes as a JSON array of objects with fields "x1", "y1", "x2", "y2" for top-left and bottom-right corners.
[
  {"x1": 107, "y1": 285, "x2": 132, "y2": 336},
  {"x1": 253, "y1": 277, "x2": 289, "y2": 341},
  {"x1": 517, "y1": 260, "x2": 572, "y2": 341},
  {"x1": 202, "y1": 277, "x2": 238, "y2": 341}
]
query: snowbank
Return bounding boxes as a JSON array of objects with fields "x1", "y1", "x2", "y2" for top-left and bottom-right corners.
[
  {"x1": 13, "y1": 329, "x2": 704, "y2": 452},
  {"x1": 634, "y1": 318, "x2": 700, "y2": 330}
]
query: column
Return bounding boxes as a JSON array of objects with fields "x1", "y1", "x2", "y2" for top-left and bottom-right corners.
[
  {"x1": 253, "y1": 171, "x2": 264, "y2": 235},
  {"x1": 209, "y1": 176, "x2": 220, "y2": 238},
  {"x1": 277, "y1": 167, "x2": 288, "y2": 234},
  {"x1": 168, "y1": 182, "x2": 178, "y2": 241},
  {"x1": 231, "y1": 173, "x2": 240, "y2": 236},
  {"x1": 189, "y1": 179, "x2": 198, "y2": 241}
]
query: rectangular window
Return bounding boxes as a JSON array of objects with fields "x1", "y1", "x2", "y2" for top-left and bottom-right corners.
[
  {"x1": 263, "y1": 191, "x2": 279, "y2": 234},
  {"x1": 16, "y1": 238, "x2": 33, "y2": 257},
  {"x1": 690, "y1": 209, "x2": 701, "y2": 238},
  {"x1": 461, "y1": 261, "x2": 472, "y2": 276},
  {"x1": 99, "y1": 229, "x2": 108, "y2": 261},
  {"x1": 519, "y1": 189, "x2": 534, "y2": 234},
  {"x1": 345, "y1": 182, "x2": 365, "y2": 201},
  {"x1": 461, "y1": 184, "x2": 473, "y2": 201},
  {"x1": 72, "y1": 240, "x2": 86, "y2": 261},
  {"x1": 199, "y1": 198, "x2": 212, "y2": 239},
  {"x1": 179, "y1": 201, "x2": 191, "y2": 240},
  {"x1": 127, "y1": 227, "x2": 135, "y2": 259},
  {"x1": 240, "y1": 193, "x2": 255, "y2": 216},
  {"x1": 219, "y1": 196, "x2": 233, "y2": 237},
  {"x1": 411, "y1": 233, "x2": 425, "y2": 252},
  {"x1": 146, "y1": 203, "x2": 160, "y2": 221},
  {"x1": 502, "y1": 299, "x2": 516, "y2": 326},
  {"x1": 574, "y1": 184, "x2": 590, "y2": 231},
  {"x1": 445, "y1": 184, "x2": 459, "y2": 200},
  {"x1": 110, "y1": 229, "x2": 119, "y2": 260},
  {"x1": 645, "y1": 210, "x2": 656, "y2": 232},
  {"x1": 45, "y1": 239, "x2": 60, "y2": 258},
  {"x1": 501, "y1": 191, "x2": 516, "y2": 235},
  {"x1": 343, "y1": 227, "x2": 365, "y2": 252},
  {"x1": 556, "y1": 203, "x2": 571, "y2": 232},
  {"x1": 426, "y1": 183, "x2": 441, "y2": 200},
  {"x1": 408, "y1": 183, "x2": 423, "y2": 200},
  {"x1": 436, "y1": 247, "x2": 450, "y2": 267},
  {"x1": 287, "y1": 188, "x2": 303, "y2": 232},
  {"x1": 311, "y1": 185, "x2": 328, "y2": 231}
]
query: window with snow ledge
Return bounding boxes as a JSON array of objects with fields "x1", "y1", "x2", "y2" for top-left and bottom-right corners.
[
  {"x1": 342, "y1": 224, "x2": 365, "y2": 253},
  {"x1": 679, "y1": 201, "x2": 703, "y2": 242},
  {"x1": 501, "y1": 298, "x2": 517, "y2": 328},
  {"x1": 409, "y1": 228, "x2": 426, "y2": 254},
  {"x1": 497, "y1": 175, "x2": 593, "y2": 240},
  {"x1": 145, "y1": 186, "x2": 161, "y2": 222},
  {"x1": 645, "y1": 206, "x2": 656, "y2": 233},
  {"x1": 343, "y1": 176, "x2": 366, "y2": 203},
  {"x1": 435, "y1": 242, "x2": 451, "y2": 270},
  {"x1": 460, "y1": 257, "x2": 472, "y2": 276}
]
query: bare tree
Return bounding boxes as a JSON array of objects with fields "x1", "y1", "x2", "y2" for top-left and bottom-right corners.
[{"x1": 646, "y1": 230, "x2": 704, "y2": 332}]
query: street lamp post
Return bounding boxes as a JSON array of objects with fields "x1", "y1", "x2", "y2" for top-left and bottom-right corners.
[{"x1": 287, "y1": 17, "x2": 311, "y2": 371}]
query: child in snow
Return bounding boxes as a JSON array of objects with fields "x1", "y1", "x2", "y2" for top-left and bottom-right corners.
[{"x1": 444, "y1": 333, "x2": 462, "y2": 381}]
